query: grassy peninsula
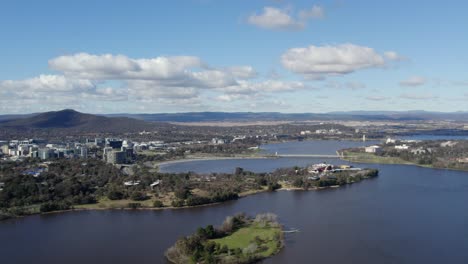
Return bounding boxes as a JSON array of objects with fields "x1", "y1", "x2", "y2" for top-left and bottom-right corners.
[
  {"x1": 166, "y1": 213, "x2": 283, "y2": 264},
  {"x1": 0, "y1": 157, "x2": 378, "y2": 220}
]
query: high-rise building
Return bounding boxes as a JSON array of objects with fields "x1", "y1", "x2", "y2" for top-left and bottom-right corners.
[
  {"x1": 1, "y1": 145, "x2": 10, "y2": 155},
  {"x1": 106, "y1": 138, "x2": 123, "y2": 149},
  {"x1": 80, "y1": 146, "x2": 88, "y2": 159},
  {"x1": 107, "y1": 150, "x2": 126, "y2": 164},
  {"x1": 95, "y1": 138, "x2": 105, "y2": 147},
  {"x1": 38, "y1": 148, "x2": 53, "y2": 160},
  {"x1": 103, "y1": 147, "x2": 113, "y2": 162}
]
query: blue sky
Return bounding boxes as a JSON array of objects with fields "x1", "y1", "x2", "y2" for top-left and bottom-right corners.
[{"x1": 0, "y1": 0, "x2": 467, "y2": 114}]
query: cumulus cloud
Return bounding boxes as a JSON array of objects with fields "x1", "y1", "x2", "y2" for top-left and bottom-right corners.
[
  {"x1": 247, "y1": 5, "x2": 324, "y2": 30},
  {"x1": 399, "y1": 76, "x2": 426, "y2": 87},
  {"x1": 1, "y1": 52, "x2": 314, "y2": 112},
  {"x1": 384, "y1": 51, "x2": 406, "y2": 61},
  {"x1": 49, "y1": 53, "x2": 202, "y2": 80},
  {"x1": 0, "y1": 74, "x2": 94, "y2": 93},
  {"x1": 281, "y1": 44, "x2": 391, "y2": 79},
  {"x1": 126, "y1": 80, "x2": 199, "y2": 100},
  {"x1": 48, "y1": 53, "x2": 258, "y2": 91},
  {"x1": 0, "y1": 74, "x2": 130, "y2": 105},
  {"x1": 225, "y1": 66, "x2": 257, "y2": 79},
  {"x1": 214, "y1": 80, "x2": 308, "y2": 102}
]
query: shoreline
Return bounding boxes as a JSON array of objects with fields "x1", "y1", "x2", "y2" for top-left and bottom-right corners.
[{"x1": 0, "y1": 184, "x2": 345, "y2": 221}]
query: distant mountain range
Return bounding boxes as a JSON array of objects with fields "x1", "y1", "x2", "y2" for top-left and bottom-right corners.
[
  {"x1": 105, "y1": 111, "x2": 468, "y2": 122},
  {"x1": 0, "y1": 109, "x2": 161, "y2": 133},
  {"x1": 1, "y1": 110, "x2": 468, "y2": 128}
]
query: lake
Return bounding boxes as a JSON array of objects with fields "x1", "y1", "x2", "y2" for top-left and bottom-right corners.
[{"x1": 1, "y1": 140, "x2": 468, "y2": 264}]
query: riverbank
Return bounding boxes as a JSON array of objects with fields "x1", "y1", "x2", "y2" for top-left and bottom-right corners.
[{"x1": 0, "y1": 176, "x2": 371, "y2": 221}]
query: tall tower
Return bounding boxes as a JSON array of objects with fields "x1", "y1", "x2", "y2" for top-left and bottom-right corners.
[{"x1": 362, "y1": 134, "x2": 366, "y2": 142}]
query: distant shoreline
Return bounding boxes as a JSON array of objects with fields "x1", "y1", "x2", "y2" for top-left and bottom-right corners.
[{"x1": 341, "y1": 150, "x2": 468, "y2": 172}]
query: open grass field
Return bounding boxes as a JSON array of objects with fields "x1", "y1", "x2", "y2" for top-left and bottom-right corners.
[
  {"x1": 211, "y1": 223, "x2": 282, "y2": 257},
  {"x1": 74, "y1": 197, "x2": 157, "y2": 209},
  {"x1": 342, "y1": 151, "x2": 413, "y2": 165}
]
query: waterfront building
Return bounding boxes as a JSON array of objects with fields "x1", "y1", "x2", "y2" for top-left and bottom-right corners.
[{"x1": 365, "y1": 145, "x2": 381, "y2": 153}]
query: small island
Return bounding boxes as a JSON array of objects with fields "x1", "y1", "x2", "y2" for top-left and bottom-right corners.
[{"x1": 165, "y1": 213, "x2": 283, "y2": 264}]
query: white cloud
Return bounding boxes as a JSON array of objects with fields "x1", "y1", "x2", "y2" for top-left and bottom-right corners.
[
  {"x1": 0, "y1": 75, "x2": 131, "y2": 104},
  {"x1": 213, "y1": 80, "x2": 308, "y2": 103},
  {"x1": 365, "y1": 95, "x2": 390, "y2": 101},
  {"x1": 0, "y1": 50, "x2": 378, "y2": 113},
  {"x1": 221, "y1": 80, "x2": 307, "y2": 95},
  {"x1": 399, "y1": 76, "x2": 426, "y2": 87},
  {"x1": 80, "y1": 87, "x2": 128, "y2": 101},
  {"x1": 399, "y1": 93, "x2": 437, "y2": 100},
  {"x1": 126, "y1": 80, "x2": 199, "y2": 100},
  {"x1": 384, "y1": 51, "x2": 406, "y2": 61},
  {"x1": 247, "y1": 5, "x2": 324, "y2": 31},
  {"x1": 281, "y1": 44, "x2": 387, "y2": 78},
  {"x1": 0, "y1": 74, "x2": 94, "y2": 93},
  {"x1": 216, "y1": 94, "x2": 251, "y2": 102},
  {"x1": 247, "y1": 7, "x2": 303, "y2": 30},
  {"x1": 49, "y1": 53, "x2": 202, "y2": 80},
  {"x1": 225, "y1": 66, "x2": 257, "y2": 79},
  {"x1": 49, "y1": 53, "x2": 255, "y2": 90}
]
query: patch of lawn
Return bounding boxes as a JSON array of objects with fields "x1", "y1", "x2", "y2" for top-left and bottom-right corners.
[
  {"x1": 75, "y1": 197, "x2": 155, "y2": 209},
  {"x1": 343, "y1": 151, "x2": 412, "y2": 164},
  {"x1": 211, "y1": 223, "x2": 281, "y2": 257}
]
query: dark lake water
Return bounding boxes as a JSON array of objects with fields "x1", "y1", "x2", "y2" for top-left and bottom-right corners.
[{"x1": 2, "y1": 140, "x2": 468, "y2": 264}]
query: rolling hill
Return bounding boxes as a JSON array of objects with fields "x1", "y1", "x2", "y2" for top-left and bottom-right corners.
[{"x1": 0, "y1": 109, "x2": 161, "y2": 133}]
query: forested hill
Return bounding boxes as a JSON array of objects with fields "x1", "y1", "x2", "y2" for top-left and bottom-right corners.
[{"x1": 0, "y1": 109, "x2": 163, "y2": 133}]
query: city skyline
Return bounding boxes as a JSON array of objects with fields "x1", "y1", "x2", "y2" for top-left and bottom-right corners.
[{"x1": 1, "y1": 0, "x2": 467, "y2": 114}]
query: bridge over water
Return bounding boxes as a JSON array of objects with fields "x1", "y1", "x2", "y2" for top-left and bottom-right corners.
[
  {"x1": 266, "y1": 151, "x2": 345, "y2": 159},
  {"x1": 276, "y1": 154, "x2": 341, "y2": 158}
]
